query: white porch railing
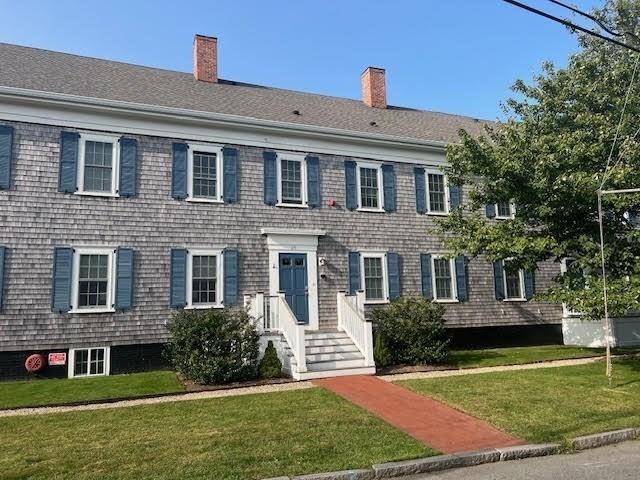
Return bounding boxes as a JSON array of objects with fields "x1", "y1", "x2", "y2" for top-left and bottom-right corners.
[
  {"x1": 245, "y1": 292, "x2": 307, "y2": 373},
  {"x1": 336, "y1": 290, "x2": 375, "y2": 367}
]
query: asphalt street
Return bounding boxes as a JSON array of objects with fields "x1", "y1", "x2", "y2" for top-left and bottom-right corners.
[{"x1": 412, "y1": 441, "x2": 640, "y2": 479}]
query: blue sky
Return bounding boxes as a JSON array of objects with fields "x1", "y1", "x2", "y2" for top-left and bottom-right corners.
[{"x1": 0, "y1": 0, "x2": 603, "y2": 120}]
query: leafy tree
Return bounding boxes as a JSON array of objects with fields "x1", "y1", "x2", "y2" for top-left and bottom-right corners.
[{"x1": 438, "y1": 0, "x2": 640, "y2": 322}]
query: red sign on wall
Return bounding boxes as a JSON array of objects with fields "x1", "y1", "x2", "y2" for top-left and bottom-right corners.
[{"x1": 48, "y1": 352, "x2": 67, "y2": 366}]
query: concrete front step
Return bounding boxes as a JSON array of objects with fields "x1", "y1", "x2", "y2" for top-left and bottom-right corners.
[
  {"x1": 292, "y1": 365, "x2": 376, "y2": 380},
  {"x1": 306, "y1": 351, "x2": 364, "y2": 363},
  {"x1": 305, "y1": 337, "x2": 354, "y2": 347},
  {"x1": 306, "y1": 344, "x2": 361, "y2": 355},
  {"x1": 291, "y1": 357, "x2": 367, "y2": 370}
]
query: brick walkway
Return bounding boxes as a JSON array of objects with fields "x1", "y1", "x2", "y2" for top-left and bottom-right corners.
[{"x1": 314, "y1": 375, "x2": 524, "y2": 454}]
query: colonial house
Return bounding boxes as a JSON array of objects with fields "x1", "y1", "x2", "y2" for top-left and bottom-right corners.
[{"x1": 0, "y1": 36, "x2": 568, "y2": 381}]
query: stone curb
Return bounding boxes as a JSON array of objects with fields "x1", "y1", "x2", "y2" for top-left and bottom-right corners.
[
  {"x1": 571, "y1": 428, "x2": 639, "y2": 450},
  {"x1": 263, "y1": 430, "x2": 640, "y2": 480}
]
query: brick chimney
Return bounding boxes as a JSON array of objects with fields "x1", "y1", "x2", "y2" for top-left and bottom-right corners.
[
  {"x1": 361, "y1": 67, "x2": 386, "y2": 109},
  {"x1": 193, "y1": 34, "x2": 218, "y2": 83}
]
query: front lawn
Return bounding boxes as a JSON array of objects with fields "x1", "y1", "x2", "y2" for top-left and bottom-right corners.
[
  {"x1": 0, "y1": 371, "x2": 185, "y2": 409},
  {"x1": 1, "y1": 388, "x2": 432, "y2": 480},
  {"x1": 399, "y1": 358, "x2": 640, "y2": 444},
  {"x1": 447, "y1": 345, "x2": 634, "y2": 369}
]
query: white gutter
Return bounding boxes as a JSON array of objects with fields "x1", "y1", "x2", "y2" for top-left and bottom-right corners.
[{"x1": 0, "y1": 85, "x2": 449, "y2": 152}]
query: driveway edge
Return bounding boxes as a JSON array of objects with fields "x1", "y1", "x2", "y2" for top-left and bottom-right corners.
[{"x1": 263, "y1": 429, "x2": 640, "y2": 480}]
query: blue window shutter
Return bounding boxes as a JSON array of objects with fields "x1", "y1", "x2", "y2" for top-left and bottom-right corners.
[
  {"x1": 58, "y1": 132, "x2": 79, "y2": 193},
  {"x1": 224, "y1": 248, "x2": 239, "y2": 306},
  {"x1": 345, "y1": 160, "x2": 357, "y2": 210},
  {"x1": 420, "y1": 253, "x2": 433, "y2": 299},
  {"x1": 0, "y1": 125, "x2": 13, "y2": 190},
  {"x1": 493, "y1": 261, "x2": 505, "y2": 300},
  {"x1": 382, "y1": 164, "x2": 396, "y2": 212},
  {"x1": 415, "y1": 167, "x2": 427, "y2": 214},
  {"x1": 170, "y1": 249, "x2": 187, "y2": 308},
  {"x1": 0, "y1": 246, "x2": 5, "y2": 310},
  {"x1": 119, "y1": 138, "x2": 137, "y2": 197},
  {"x1": 387, "y1": 252, "x2": 400, "y2": 300},
  {"x1": 115, "y1": 248, "x2": 135, "y2": 310},
  {"x1": 52, "y1": 247, "x2": 73, "y2": 312},
  {"x1": 455, "y1": 256, "x2": 468, "y2": 301},
  {"x1": 348, "y1": 251, "x2": 361, "y2": 294},
  {"x1": 222, "y1": 147, "x2": 238, "y2": 203},
  {"x1": 629, "y1": 211, "x2": 639, "y2": 227},
  {"x1": 486, "y1": 204, "x2": 496, "y2": 218},
  {"x1": 172, "y1": 143, "x2": 188, "y2": 200},
  {"x1": 306, "y1": 155, "x2": 320, "y2": 208},
  {"x1": 263, "y1": 151, "x2": 277, "y2": 205},
  {"x1": 449, "y1": 185, "x2": 462, "y2": 209},
  {"x1": 524, "y1": 270, "x2": 535, "y2": 300}
]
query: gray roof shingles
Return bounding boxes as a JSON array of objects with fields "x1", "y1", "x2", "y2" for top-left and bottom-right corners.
[{"x1": 0, "y1": 42, "x2": 488, "y2": 144}]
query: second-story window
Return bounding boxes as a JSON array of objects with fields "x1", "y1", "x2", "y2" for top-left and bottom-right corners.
[
  {"x1": 277, "y1": 154, "x2": 307, "y2": 206},
  {"x1": 187, "y1": 144, "x2": 223, "y2": 203},
  {"x1": 357, "y1": 162, "x2": 383, "y2": 211},
  {"x1": 426, "y1": 170, "x2": 448, "y2": 214},
  {"x1": 77, "y1": 133, "x2": 120, "y2": 196},
  {"x1": 496, "y1": 202, "x2": 516, "y2": 219}
]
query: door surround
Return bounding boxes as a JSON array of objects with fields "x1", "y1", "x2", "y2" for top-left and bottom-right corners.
[{"x1": 261, "y1": 228, "x2": 325, "y2": 331}]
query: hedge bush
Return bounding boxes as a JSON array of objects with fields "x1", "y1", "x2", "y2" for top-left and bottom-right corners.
[
  {"x1": 258, "y1": 340, "x2": 283, "y2": 379},
  {"x1": 371, "y1": 296, "x2": 450, "y2": 365},
  {"x1": 165, "y1": 308, "x2": 260, "y2": 384}
]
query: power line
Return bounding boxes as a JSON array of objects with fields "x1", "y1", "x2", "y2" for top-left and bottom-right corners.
[{"x1": 502, "y1": 0, "x2": 640, "y2": 53}]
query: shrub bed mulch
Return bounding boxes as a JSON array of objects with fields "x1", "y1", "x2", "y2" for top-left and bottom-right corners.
[{"x1": 180, "y1": 375, "x2": 295, "y2": 392}]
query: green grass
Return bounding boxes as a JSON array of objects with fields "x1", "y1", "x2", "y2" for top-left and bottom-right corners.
[
  {"x1": 399, "y1": 358, "x2": 640, "y2": 444},
  {"x1": 448, "y1": 345, "x2": 638, "y2": 369},
  {"x1": 0, "y1": 371, "x2": 185, "y2": 409},
  {"x1": 1, "y1": 388, "x2": 432, "y2": 480}
]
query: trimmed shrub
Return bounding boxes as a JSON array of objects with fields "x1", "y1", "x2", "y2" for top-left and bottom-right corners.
[
  {"x1": 165, "y1": 308, "x2": 260, "y2": 384},
  {"x1": 373, "y1": 331, "x2": 392, "y2": 368},
  {"x1": 371, "y1": 296, "x2": 450, "y2": 365},
  {"x1": 258, "y1": 340, "x2": 283, "y2": 379}
]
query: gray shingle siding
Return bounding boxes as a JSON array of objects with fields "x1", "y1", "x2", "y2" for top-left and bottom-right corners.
[{"x1": 0, "y1": 120, "x2": 562, "y2": 351}]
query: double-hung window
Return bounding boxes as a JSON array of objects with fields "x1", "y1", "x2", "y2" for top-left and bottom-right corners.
[
  {"x1": 69, "y1": 347, "x2": 110, "y2": 378},
  {"x1": 432, "y1": 256, "x2": 457, "y2": 302},
  {"x1": 360, "y1": 252, "x2": 388, "y2": 303},
  {"x1": 356, "y1": 162, "x2": 383, "y2": 212},
  {"x1": 503, "y1": 259, "x2": 525, "y2": 300},
  {"x1": 77, "y1": 134, "x2": 120, "y2": 196},
  {"x1": 70, "y1": 247, "x2": 116, "y2": 313},
  {"x1": 495, "y1": 202, "x2": 516, "y2": 219},
  {"x1": 425, "y1": 169, "x2": 449, "y2": 214},
  {"x1": 277, "y1": 154, "x2": 307, "y2": 206},
  {"x1": 186, "y1": 249, "x2": 223, "y2": 308},
  {"x1": 187, "y1": 144, "x2": 223, "y2": 202}
]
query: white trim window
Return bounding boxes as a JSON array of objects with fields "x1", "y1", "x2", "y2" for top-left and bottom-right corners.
[
  {"x1": 277, "y1": 153, "x2": 307, "y2": 207},
  {"x1": 356, "y1": 162, "x2": 384, "y2": 212},
  {"x1": 70, "y1": 247, "x2": 116, "y2": 313},
  {"x1": 503, "y1": 259, "x2": 525, "y2": 301},
  {"x1": 77, "y1": 133, "x2": 120, "y2": 197},
  {"x1": 432, "y1": 255, "x2": 458, "y2": 302},
  {"x1": 187, "y1": 143, "x2": 223, "y2": 203},
  {"x1": 186, "y1": 249, "x2": 224, "y2": 309},
  {"x1": 360, "y1": 252, "x2": 388, "y2": 303},
  {"x1": 495, "y1": 201, "x2": 516, "y2": 219},
  {"x1": 68, "y1": 346, "x2": 110, "y2": 378},
  {"x1": 425, "y1": 169, "x2": 449, "y2": 215}
]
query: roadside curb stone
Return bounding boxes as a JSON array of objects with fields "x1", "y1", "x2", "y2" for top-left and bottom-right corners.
[
  {"x1": 292, "y1": 469, "x2": 375, "y2": 480},
  {"x1": 372, "y1": 454, "x2": 464, "y2": 478},
  {"x1": 454, "y1": 448, "x2": 500, "y2": 466},
  {"x1": 572, "y1": 428, "x2": 638, "y2": 450},
  {"x1": 496, "y1": 443, "x2": 561, "y2": 461}
]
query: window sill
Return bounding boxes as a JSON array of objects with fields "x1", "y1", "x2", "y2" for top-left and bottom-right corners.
[
  {"x1": 357, "y1": 207, "x2": 385, "y2": 213},
  {"x1": 502, "y1": 298, "x2": 527, "y2": 303},
  {"x1": 495, "y1": 216, "x2": 515, "y2": 220},
  {"x1": 425, "y1": 211, "x2": 450, "y2": 217},
  {"x1": 74, "y1": 191, "x2": 119, "y2": 198},
  {"x1": 71, "y1": 373, "x2": 107, "y2": 379},
  {"x1": 68, "y1": 308, "x2": 116, "y2": 314},
  {"x1": 364, "y1": 299, "x2": 390, "y2": 305},
  {"x1": 184, "y1": 304, "x2": 224, "y2": 310},
  {"x1": 276, "y1": 202, "x2": 308, "y2": 209},
  {"x1": 186, "y1": 197, "x2": 224, "y2": 204},
  {"x1": 434, "y1": 299, "x2": 459, "y2": 303}
]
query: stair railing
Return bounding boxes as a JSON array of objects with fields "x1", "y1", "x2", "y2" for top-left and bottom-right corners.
[
  {"x1": 336, "y1": 290, "x2": 375, "y2": 367},
  {"x1": 273, "y1": 293, "x2": 307, "y2": 373}
]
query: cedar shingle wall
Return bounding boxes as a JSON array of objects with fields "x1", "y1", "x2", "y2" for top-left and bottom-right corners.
[{"x1": 0, "y1": 120, "x2": 562, "y2": 351}]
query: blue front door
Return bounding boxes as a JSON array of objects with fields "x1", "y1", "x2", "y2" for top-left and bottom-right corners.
[{"x1": 279, "y1": 253, "x2": 309, "y2": 324}]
